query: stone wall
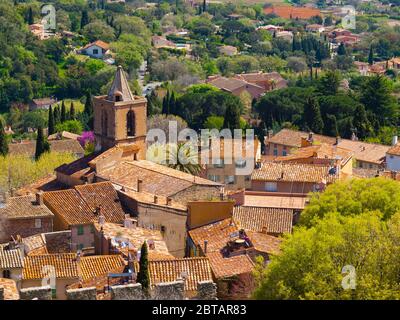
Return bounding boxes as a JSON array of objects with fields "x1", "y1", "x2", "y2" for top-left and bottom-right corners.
[
  {"x1": 110, "y1": 283, "x2": 144, "y2": 300},
  {"x1": 0, "y1": 286, "x2": 4, "y2": 300},
  {"x1": 152, "y1": 281, "x2": 184, "y2": 300},
  {"x1": 196, "y1": 281, "x2": 218, "y2": 300},
  {"x1": 20, "y1": 286, "x2": 52, "y2": 300},
  {"x1": 66, "y1": 287, "x2": 97, "y2": 300}
]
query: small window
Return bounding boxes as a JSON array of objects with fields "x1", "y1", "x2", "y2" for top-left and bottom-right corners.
[
  {"x1": 90, "y1": 225, "x2": 95, "y2": 234},
  {"x1": 208, "y1": 175, "x2": 220, "y2": 182},
  {"x1": 78, "y1": 244, "x2": 84, "y2": 250},
  {"x1": 273, "y1": 149, "x2": 278, "y2": 156},
  {"x1": 245, "y1": 175, "x2": 251, "y2": 181},
  {"x1": 77, "y1": 225, "x2": 84, "y2": 235},
  {"x1": 214, "y1": 159, "x2": 224, "y2": 168},
  {"x1": 282, "y1": 150, "x2": 287, "y2": 156},
  {"x1": 93, "y1": 49, "x2": 99, "y2": 54},
  {"x1": 35, "y1": 218, "x2": 42, "y2": 229},
  {"x1": 2, "y1": 270, "x2": 11, "y2": 279},
  {"x1": 225, "y1": 175, "x2": 235, "y2": 184},
  {"x1": 235, "y1": 159, "x2": 246, "y2": 168},
  {"x1": 51, "y1": 289, "x2": 57, "y2": 299}
]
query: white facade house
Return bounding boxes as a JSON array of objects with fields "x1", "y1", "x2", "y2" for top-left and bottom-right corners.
[
  {"x1": 386, "y1": 136, "x2": 400, "y2": 171},
  {"x1": 80, "y1": 40, "x2": 110, "y2": 59}
]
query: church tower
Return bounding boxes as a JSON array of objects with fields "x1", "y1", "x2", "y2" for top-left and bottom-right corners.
[{"x1": 93, "y1": 66, "x2": 147, "y2": 159}]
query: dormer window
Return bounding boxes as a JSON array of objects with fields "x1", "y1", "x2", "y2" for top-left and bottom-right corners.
[{"x1": 115, "y1": 91, "x2": 123, "y2": 102}]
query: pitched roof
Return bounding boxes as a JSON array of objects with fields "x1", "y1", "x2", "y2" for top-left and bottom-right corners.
[
  {"x1": 208, "y1": 76, "x2": 263, "y2": 92},
  {"x1": 79, "y1": 255, "x2": 126, "y2": 281},
  {"x1": 207, "y1": 252, "x2": 254, "y2": 278},
  {"x1": 22, "y1": 234, "x2": 48, "y2": 255},
  {"x1": 8, "y1": 140, "x2": 84, "y2": 157},
  {"x1": 245, "y1": 231, "x2": 282, "y2": 255},
  {"x1": 0, "y1": 278, "x2": 19, "y2": 300},
  {"x1": 98, "y1": 160, "x2": 220, "y2": 198},
  {"x1": 275, "y1": 143, "x2": 353, "y2": 166},
  {"x1": 0, "y1": 249, "x2": 24, "y2": 269},
  {"x1": 22, "y1": 253, "x2": 78, "y2": 280},
  {"x1": 244, "y1": 194, "x2": 308, "y2": 210},
  {"x1": 146, "y1": 257, "x2": 213, "y2": 292},
  {"x1": 107, "y1": 65, "x2": 134, "y2": 102},
  {"x1": 387, "y1": 143, "x2": 400, "y2": 156},
  {"x1": 43, "y1": 182, "x2": 125, "y2": 226},
  {"x1": 82, "y1": 40, "x2": 110, "y2": 50},
  {"x1": 0, "y1": 195, "x2": 54, "y2": 220},
  {"x1": 31, "y1": 98, "x2": 57, "y2": 106},
  {"x1": 233, "y1": 206, "x2": 293, "y2": 234},
  {"x1": 251, "y1": 161, "x2": 338, "y2": 183},
  {"x1": 267, "y1": 129, "x2": 389, "y2": 165}
]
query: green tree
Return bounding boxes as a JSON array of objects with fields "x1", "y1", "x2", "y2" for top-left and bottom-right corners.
[
  {"x1": 61, "y1": 100, "x2": 67, "y2": 123},
  {"x1": 324, "y1": 114, "x2": 338, "y2": 137},
  {"x1": 317, "y1": 71, "x2": 341, "y2": 95},
  {"x1": 368, "y1": 45, "x2": 374, "y2": 65},
  {"x1": 27, "y1": 7, "x2": 34, "y2": 25},
  {"x1": 53, "y1": 105, "x2": 61, "y2": 125},
  {"x1": 69, "y1": 102, "x2": 76, "y2": 120},
  {"x1": 304, "y1": 96, "x2": 324, "y2": 134},
  {"x1": 35, "y1": 126, "x2": 50, "y2": 160},
  {"x1": 0, "y1": 121, "x2": 8, "y2": 156},
  {"x1": 55, "y1": 120, "x2": 83, "y2": 135},
  {"x1": 204, "y1": 116, "x2": 224, "y2": 130},
  {"x1": 137, "y1": 241, "x2": 150, "y2": 292},
  {"x1": 352, "y1": 104, "x2": 372, "y2": 139},
  {"x1": 80, "y1": 10, "x2": 89, "y2": 29},
  {"x1": 83, "y1": 92, "x2": 94, "y2": 130},
  {"x1": 337, "y1": 42, "x2": 346, "y2": 56},
  {"x1": 254, "y1": 211, "x2": 400, "y2": 300},
  {"x1": 223, "y1": 104, "x2": 241, "y2": 134},
  {"x1": 48, "y1": 106, "x2": 55, "y2": 136}
]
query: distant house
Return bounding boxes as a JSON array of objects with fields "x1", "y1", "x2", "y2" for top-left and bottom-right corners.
[
  {"x1": 206, "y1": 76, "x2": 265, "y2": 100},
  {"x1": 386, "y1": 137, "x2": 400, "y2": 171},
  {"x1": 0, "y1": 248, "x2": 24, "y2": 285},
  {"x1": 47, "y1": 131, "x2": 80, "y2": 141},
  {"x1": 354, "y1": 61, "x2": 369, "y2": 76},
  {"x1": 218, "y1": 45, "x2": 238, "y2": 56},
  {"x1": 29, "y1": 23, "x2": 53, "y2": 40},
  {"x1": 152, "y1": 35, "x2": 176, "y2": 49},
  {"x1": 257, "y1": 24, "x2": 284, "y2": 35},
  {"x1": 275, "y1": 30, "x2": 294, "y2": 42},
  {"x1": 0, "y1": 193, "x2": 54, "y2": 243},
  {"x1": 80, "y1": 40, "x2": 111, "y2": 59},
  {"x1": 264, "y1": 5, "x2": 321, "y2": 20},
  {"x1": 29, "y1": 97, "x2": 57, "y2": 111},
  {"x1": 306, "y1": 24, "x2": 325, "y2": 33}
]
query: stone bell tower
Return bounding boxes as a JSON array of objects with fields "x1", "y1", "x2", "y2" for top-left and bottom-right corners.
[{"x1": 93, "y1": 66, "x2": 147, "y2": 159}]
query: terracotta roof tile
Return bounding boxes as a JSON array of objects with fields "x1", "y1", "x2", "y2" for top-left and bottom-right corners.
[
  {"x1": 244, "y1": 194, "x2": 307, "y2": 209},
  {"x1": 245, "y1": 231, "x2": 282, "y2": 255},
  {"x1": 146, "y1": 257, "x2": 213, "y2": 292},
  {"x1": 0, "y1": 195, "x2": 54, "y2": 220},
  {"x1": 251, "y1": 161, "x2": 338, "y2": 183},
  {"x1": 233, "y1": 206, "x2": 293, "y2": 234},
  {"x1": 387, "y1": 143, "x2": 400, "y2": 156},
  {"x1": 23, "y1": 253, "x2": 78, "y2": 280},
  {"x1": 79, "y1": 255, "x2": 126, "y2": 281},
  {"x1": 207, "y1": 252, "x2": 254, "y2": 278},
  {"x1": 43, "y1": 182, "x2": 125, "y2": 226},
  {"x1": 0, "y1": 249, "x2": 24, "y2": 269}
]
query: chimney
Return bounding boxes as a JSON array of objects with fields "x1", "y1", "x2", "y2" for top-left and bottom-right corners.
[
  {"x1": 166, "y1": 197, "x2": 172, "y2": 206},
  {"x1": 308, "y1": 132, "x2": 314, "y2": 142},
  {"x1": 154, "y1": 195, "x2": 158, "y2": 204},
  {"x1": 267, "y1": 129, "x2": 273, "y2": 139},
  {"x1": 35, "y1": 191, "x2": 44, "y2": 206},
  {"x1": 137, "y1": 179, "x2": 143, "y2": 192},
  {"x1": 335, "y1": 136, "x2": 341, "y2": 145},
  {"x1": 392, "y1": 135, "x2": 398, "y2": 146},
  {"x1": 351, "y1": 132, "x2": 358, "y2": 141},
  {"x1": 204, "y1": 240, "x2": 208, "y2": 254}
]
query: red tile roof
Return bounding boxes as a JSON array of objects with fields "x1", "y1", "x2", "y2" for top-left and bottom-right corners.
[{"x1": 264, "y1": 5, "x2": 321, "y2": 19}]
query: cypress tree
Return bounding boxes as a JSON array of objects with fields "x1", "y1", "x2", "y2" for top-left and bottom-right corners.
[
  {"x1": 203, "y1": 0, "x2": 206, "y2": 13},
  {"x1": 69, "y1": 102, "x2": 76, "y2": 120},
  {"x1": 162, "y1": 90, "x2": 170, "y2": 115},
  {"x1": 223, "y1": 104, "x2": 241, "y2": 135},
  {"x1": 368, "y1": 45, "x2": 374, "y2": 65},
  {"x1": 48, "y1": 106, "x2": 55, "y2": 136},
  {"x1": 84, "y1": 92, "x2": 94, "y2": 130},
  {"x1": 353, "y1": 104, "x2": 372, "y2": 139},
  {"x1": 81, "y1": 10, "x2": 89, "y2": 29},
  {"x1": 137, "y1": 241, "x2": 150, "y2": 292},
  {"x1": 304, "y1": 96, "x2": 324, "y2": 134},
  {"x1": 337, "y1": 42, "x2": 346, "y2": 56},
  {"x1": 53, "y1": 105, "x2": 61, "y2": 125},
  {"x1": 27, "y1": 7, "x2": 34, "y2": 25},
  {"x1": 0, "y1": 121, "x2": 9, "y2": 157},
  {"x1": 35, "y1": 126, "x2": 50, "y2": 160},
  {"x1": 61, "y1": 100, "x2": 67, "y2": 123}
]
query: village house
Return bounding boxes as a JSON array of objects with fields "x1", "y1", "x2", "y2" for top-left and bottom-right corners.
[
  {"x1": 152, "y1": 35, "x2": 176, "y2": 49},
  {"x1": 218, "y1": 45, "x2": 238, "y2": 56},
  {"x1": 250, "y1": 161, "x2": 339, "y2": 194},
  {"x1": 0, "y1": 193, "x2": 54, "y2": 243},
  {"x1": 20, "y1": 231, "x2": 72, "y2": 256},
  {"x1": 8, "y1": 139, "x2": 85, "y2": 159},
  {"x1": 42, "y1": 181, "x2": 126, "y2": 251},
  {"x1": 47, "y1": 131, "x2": 80, "y2": 141},
  {"x1": 265, "y1": 129, "x2": 390, "y2": 170},
  {"x1": 28, "y1": 23, "x2": 53, "y2": 40},
  {"x1": 385, "y1": 136, "x2": 400, "y2": 171},
  {"x1": 199, "y1": 137, "x2": 261, "y2": 190},
  {"x1": 0, "y1": 247, "x2": 24, "y2": 286},
  {"x1": 234, "y1": 72, "x2": 288, "y2": 91},
  {"x1": 306, "y1": 24, "x2": 325, "y2": 33},
  {"x1": 256, "y1": 24, "x2": 284, "y2": 35},
  {"x1": 354, "y1": 61, "x2": 369, "y2": 76},
  {"x1": 29, "y1": 97, "x2": 57, "y2": 111},
  {"x1": 80, "y1": 40, "x2": 112, "y2": 60}
]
